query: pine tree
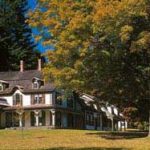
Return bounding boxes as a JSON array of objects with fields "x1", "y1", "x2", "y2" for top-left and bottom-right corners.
[{"x1": 0, "y1": 0, "x2": 40, "y2": 71}]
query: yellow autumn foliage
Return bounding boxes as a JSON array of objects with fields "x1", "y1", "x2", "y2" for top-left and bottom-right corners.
[{"x1": 29, "y1": 0, "x2": 149, "y2": 93}]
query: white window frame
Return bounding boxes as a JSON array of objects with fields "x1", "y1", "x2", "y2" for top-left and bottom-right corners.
[
  {"x1": 34, "y1": 94, "x2": 43, "y2": 104},
  {"x1": 0, "y1": 83, "x2": 3, "y2": 91},
  {"x1": 13, "y1": 93, "x2": 22, "y2": 106},
  {"x1": 33, "y1": 81, "x2": 39, "y2": 89}
]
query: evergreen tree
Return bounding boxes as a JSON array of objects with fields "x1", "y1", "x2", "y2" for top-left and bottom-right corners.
[{"x1": 0, "y1": 0, "x2": 40, "y2": 71}]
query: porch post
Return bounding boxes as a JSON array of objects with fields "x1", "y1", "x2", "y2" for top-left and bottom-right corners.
[
  {"x1": 19, "y1": 114, "x2": 23, "y2": 127},
  {"x1": 16, "y1": 110, "x2": 24, "y2": 128},
  {"x1": 111, "y1": 118, "x2": 114, "y2": 131},
  {"x1": 84, "y1": 111, "x2": 86, "y2": 129},
  {"x1": 50, "y1": 109, "x2": 55, "y2": 127},
  {"x1": 124, "y1": 120, "x2": 126, "y2": 131},
  {"x1": 34, "y1": 110, "x2": 40, "y2": 127},
  {"x1": 94, "y1": 113, "x2": 97, "y2": 130},
  {"x1": 35, "y1": 115, "x2": 39, "y2": 127},
  {"x1": 100, "y1": 113, "x2": 103, "y2": 130}
]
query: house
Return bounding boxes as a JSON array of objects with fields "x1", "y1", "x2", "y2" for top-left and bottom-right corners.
[
  {"x1": 80, "y1": 93, "x2": 127, "y2": 131},
  {"x1": 0, "y1": 60, "x2": 125, "y2": 130},
  {"x1": 0, "y1": 60, "x2": 99, "y2": 129}
]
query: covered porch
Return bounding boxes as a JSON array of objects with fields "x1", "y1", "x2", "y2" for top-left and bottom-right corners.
[
  {"x1": 0, "y1": 98, "x2": 10, "y2": 128},
  {"x1": 1, "y1": 105, "x2": 84, "y2": 129}
]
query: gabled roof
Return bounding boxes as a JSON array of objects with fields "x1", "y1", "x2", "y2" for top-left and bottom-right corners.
[
  {"x1": 79, "y1": 93, "x2": 102, "y2": 112},
  {"x1": 80, "y1": 93, "x2": 95, "y2": 103},
  {"x1": 0, "y1": 70, "x2": 42, "y2": 81},
  {"x1": 80, "y1": 93, "x2": 124, "y2": 120},
  {"x1": 0, "y1": 70, "x2": 55, "y2": 95},
  {"x1": 0, "y1": 80, "x2": 9, "y2": 84},
  {"x1": 0, "y1": 98, "x2": 10, "y2": 107}
]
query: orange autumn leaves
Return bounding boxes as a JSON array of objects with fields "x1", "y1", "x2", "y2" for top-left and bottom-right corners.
[
  {"x1": 29, "y1": 0, "x2": 146, "y2": 45},
  {"x1": 28, "y1": 0, "x2": 148, "y2": 92}
]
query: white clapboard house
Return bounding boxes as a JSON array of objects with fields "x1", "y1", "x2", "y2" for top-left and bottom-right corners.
[
  {"x1": 0, "y1": 60, "x2": 126, "y2": 130},
  {"x1": 80, "y1": 93, "x2": 127, "y2": 131}
]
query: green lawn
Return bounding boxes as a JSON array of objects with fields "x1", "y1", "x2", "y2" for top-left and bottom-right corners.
[{"x1": 0, "y1": 129, "x2": 149, "y2": 150}]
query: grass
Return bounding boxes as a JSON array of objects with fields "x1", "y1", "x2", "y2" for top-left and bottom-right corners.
[{"x1": 0, "y1": 129, "x2": 149, "y2": 150}]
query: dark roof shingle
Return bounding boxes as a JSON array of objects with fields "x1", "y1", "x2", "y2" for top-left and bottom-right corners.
[{"x1": 0, "y1": 70, "x2": 55, "y2": 95}]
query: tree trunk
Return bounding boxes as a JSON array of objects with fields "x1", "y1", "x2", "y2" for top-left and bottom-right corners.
[
  {"x1": 148, "y1": 80, "x2": 150, "y2": 137},
  {"x1": 148, "y1": 110, "x2": 150, "y2": 137}
]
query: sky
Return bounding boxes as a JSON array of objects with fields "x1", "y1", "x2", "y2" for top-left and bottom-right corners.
[
  {"x1": 28, "y1": 0, "x2": 36, "y2": 9},
  {"x1": 28, "y1": 0, "x2": 49, "y2": 53}
]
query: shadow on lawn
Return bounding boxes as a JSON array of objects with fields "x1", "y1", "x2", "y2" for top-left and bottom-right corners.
[
  {"x1": 86, "y1": 131, "x2": 148, "y2": 140},
  {"x1": 44, "y1": 147, "x2": 129, "y2": 150}
]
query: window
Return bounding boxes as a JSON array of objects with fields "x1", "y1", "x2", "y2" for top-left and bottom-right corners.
[
  {"x1": 32, "y1": 94, "x2": 44, "y2": 104},
  {"x1": 86, "y1": 113, "x2": 94, "y2": 125},
  {"x1": 0, "y1": 84, "x2": 3, "y2": 91},
  {"x1": 33, "y1": 81, "x2": 39, "y2": 89},
  {"x1": 32, "y1": 78, "x2": 44, "y2": 89},
  {"x1": 0, "y1": 81, "x2": 9, "y2": 91},
  {"x1": 34, "y1": 95, "x2": 39, "y2": 104},
  {"x1": 111, "y1": 107, "x2": 114, "y2": 115},
  {"x1": 13, "y1": 93, "x2": 22, "y2": 106}
]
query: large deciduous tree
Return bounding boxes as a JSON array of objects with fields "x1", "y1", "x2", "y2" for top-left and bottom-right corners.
[
  {"x1": 0, "y1": 0, "x2": 40, "y2": 71},
  {"x1": 30, "y1": 0, "x2": 150, "y2": 129}
]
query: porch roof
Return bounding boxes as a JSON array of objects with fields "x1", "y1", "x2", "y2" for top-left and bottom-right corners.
[
  {"x1": 0, "y1": 98, "x2": 10, "y2": 107},
  {"x1": 3, "y1": 105, "x2": 83, "y2": 115}
]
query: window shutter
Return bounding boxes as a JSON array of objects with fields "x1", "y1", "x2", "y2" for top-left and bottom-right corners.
[
  {"x1": 42, "y1": 94, "x2": 45, "y2": 104},
  {"x1": 13, "y1": 95, "x2": 16, "y2": 105},
  {"x1": 31, "y1": 95, "x2": 34, "y2": 105},
  {"x1": 20, "y1": 95, "x2": 23, "y2": 106}
]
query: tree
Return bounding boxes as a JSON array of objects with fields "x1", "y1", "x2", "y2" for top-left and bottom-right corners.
[
  {"x1": 29, "y1": 0, "x2": 150, "y2": 131},
  {"x1": 0, "y1": 0, "x2": 40, "y2": 71}
]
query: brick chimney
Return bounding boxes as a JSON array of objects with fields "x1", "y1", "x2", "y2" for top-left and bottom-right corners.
[
  {"x1": 20, "y1": 60, "x2": 24, "y2": 72},
  {"x1": 38, "y1": 59, "x2": 42, "y2": 71}
]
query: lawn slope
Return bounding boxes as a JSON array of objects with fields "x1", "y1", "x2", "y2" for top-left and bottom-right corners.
[{"x1": 0, "y1": 129, "x2": 149, "y2": 150}]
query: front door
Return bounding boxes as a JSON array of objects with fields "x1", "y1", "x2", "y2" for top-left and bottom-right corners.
[{"x1": 6, "y1": 112, "x2": 13, "y2": 127}]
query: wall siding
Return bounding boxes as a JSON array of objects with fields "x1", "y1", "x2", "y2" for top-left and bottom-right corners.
[{"x1": 45, "y1": 93, "x2": 53, "y2": 105}]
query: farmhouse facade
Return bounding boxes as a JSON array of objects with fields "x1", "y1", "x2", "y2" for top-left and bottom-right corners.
[{"x1": 0, "y1": 60, "x2": 126, "y2": 130}]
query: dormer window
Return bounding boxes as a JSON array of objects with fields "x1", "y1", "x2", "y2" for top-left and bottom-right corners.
[
  {"x1": 0, "y1": 84, "x2": 3, "y2": 91},
  {"x1": 32, "y1": 77, "x2": 44, "y2": 89},
  {"x1": 0, "y1": 80, "x2": 9, "y2": 91},
  {"x1": 33, "y1": 81, "x2": 39, "y2": 89}
]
